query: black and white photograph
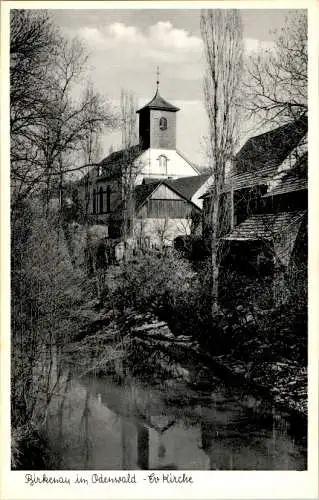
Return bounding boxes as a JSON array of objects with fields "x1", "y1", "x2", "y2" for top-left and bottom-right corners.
[{"x1": 3, "y1": 1, "x2": 317, "y2": 488}]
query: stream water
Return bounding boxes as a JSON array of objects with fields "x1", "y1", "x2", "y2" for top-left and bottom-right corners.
[{"x1": 46, "y1": 368, "x2": 306, "y2": 470}]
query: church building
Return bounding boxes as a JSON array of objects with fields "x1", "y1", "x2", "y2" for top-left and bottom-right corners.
[
  {"x1": 86, "y1": 80, "x2": 211, "y2": 248},
  {"x1": 133, "y1": 87, "x2": 200, "y2": 182}
]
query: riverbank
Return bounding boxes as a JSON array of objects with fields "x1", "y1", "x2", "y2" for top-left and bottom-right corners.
[
  {"x1": 11, "y1": 297, "x2": 307, "y2": 470},
  {"x1": 128, "y1": 309, "x2": 307, "y2": 421},
  {"x1": 68, "y1": 293, "x2": 307, "y2": 422},
  {"x1": 11, "y1": 425, "x2": 59, "y2": 470},
  {"x1": 86, "y1": 256, "x2": 308, "y2": 421},
  {"x1": 11, "y1": 253, "x2": 307, "y2": 469}
]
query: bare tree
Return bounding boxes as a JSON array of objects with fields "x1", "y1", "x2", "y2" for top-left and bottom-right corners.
[
  {"x1": 201, "y1": 9, "x2": 243, "y2": 313},
  {"x1": 154, "y1": 218, "x2": 171, "y2": 249},
  {"x1": 10, "y1": 10, "x2": 58, "y2": 210},
  {"x1": 120, "y1": 89, "x2": 141, "y2": 259},
  {"x1": 244, "y1": 11, "x2": 307, "y2": 128},
  {"x1": 10, "y1": 11, "x2": 115, "y2": 214}
]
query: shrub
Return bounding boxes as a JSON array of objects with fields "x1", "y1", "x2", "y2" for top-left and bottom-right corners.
[
  {"x1": 11, "y1": 203, "x2": 86, "y2": 431},
  {"x1": 108, "y1": 251, "x2": 198, "y2": 313}
]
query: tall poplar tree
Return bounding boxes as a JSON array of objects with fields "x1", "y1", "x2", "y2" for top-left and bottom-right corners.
[{"x1": 201, "y1": 9, "x2": 243, "y2": 313}]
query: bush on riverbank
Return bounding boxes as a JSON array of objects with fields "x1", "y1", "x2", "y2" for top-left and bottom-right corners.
[
  {"x1": 103, "y1": 252, "x2": 307, "y2": 365},
  {"x1": 11, "y1": 202, "x2": 88, "y2": 467},
  {"x1": 11, "y1": 425, "x2": 58, "y2": 470}
]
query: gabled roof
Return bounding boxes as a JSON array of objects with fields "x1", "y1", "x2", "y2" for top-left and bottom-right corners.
[
  {"x1": 223, "y1": 211, "x2": 306, "y2": 241},
  {"x1": 234, "y1": 115, "x2": 307, "y2": 175},
  {"x1": 136, "y1": 89, "x2": 179, "y2": 113},
  {"x1": 166, "y1": 174, "x2": 210, "y2": 200},
  {"x1": 134, "y1": 181, "x2": 162, "y2": 210},
  {"x1": 134, "y1": 180, "x2": 201, "y2": 212},
  {"x1": 98, "y1": 145, "x2": 142, "y2": 180}
]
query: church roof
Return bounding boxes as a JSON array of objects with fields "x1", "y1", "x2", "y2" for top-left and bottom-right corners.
[
  {"x1": 136, "y1": 89, "x2": 180, "y2": 113},
  {"x1": 98, "y1": 145, "x2": 142, "y2": 179}
]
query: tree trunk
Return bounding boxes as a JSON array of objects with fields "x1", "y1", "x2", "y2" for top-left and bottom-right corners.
[{"x1": 210, "y1": 188, "x2": 220, "y2": 315}]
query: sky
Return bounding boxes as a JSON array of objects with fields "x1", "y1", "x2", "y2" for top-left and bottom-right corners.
[{"x1": 49, "y1": 8, "x2": 297, "y2": 165}]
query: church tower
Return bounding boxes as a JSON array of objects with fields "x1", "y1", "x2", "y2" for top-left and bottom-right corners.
[{"x1": 136, "y1": 72, "x2": 179, "y2": 151}]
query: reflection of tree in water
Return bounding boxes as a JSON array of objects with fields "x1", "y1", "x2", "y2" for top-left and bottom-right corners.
[
  {"x1": 56, "y1": 370, "x2": 72, "y2": 444},
  {"x1": 80, "y1": 386, "x2": 91, "y2": 469},
  {"x1": 137, "y1": 425, "x2": 149, "y2": 470}
]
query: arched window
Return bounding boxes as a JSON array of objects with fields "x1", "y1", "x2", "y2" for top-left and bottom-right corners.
[
  {"x1": 158, "y1": 155, "x2": 168, "y2": 175},
  {"x1": 99, "y1": 186, "x2": 104, "y2": 214},
  {"x1": 159, "y1": 117, "x2": 167, "y2": 130},
  {"x1": 106, "y1": 185, "x2": 111, "y2": 213},
  {"x1": 92, "y1": 189, "x2": 96, "y2": 214}
]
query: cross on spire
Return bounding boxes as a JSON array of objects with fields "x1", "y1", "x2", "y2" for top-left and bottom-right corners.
[{"x1": 156, "y1": 66, "x2": 160, "y2": 90}]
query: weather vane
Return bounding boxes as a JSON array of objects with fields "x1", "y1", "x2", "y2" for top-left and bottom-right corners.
[{"x1": 156, "y1": 66, "x2": 160, "y2": 90}]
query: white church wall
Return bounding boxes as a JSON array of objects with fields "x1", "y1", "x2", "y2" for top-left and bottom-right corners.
[{"x1": 133, "y1": 148, "x2": 199, "y2": 185}]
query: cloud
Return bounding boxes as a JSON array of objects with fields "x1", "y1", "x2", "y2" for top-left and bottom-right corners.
[
  {"x1": 79, "y1": 27, "x2": 106, "y2": 47},
  {"x1": 77, "y1": 20, "x2": 202, "y2": 63},
  {"x1": 148, "y1": 21, "x2": 202, "y2": 51},
  {"x1": 77, "y1": 22, "x2": 276, "y2": 75},
  {"x1": 107, "y1": 22, "x2": 143, "y2": 42}
]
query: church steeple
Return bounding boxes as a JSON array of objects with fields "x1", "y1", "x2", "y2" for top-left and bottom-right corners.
[{"x1": 136, "y1": 74, "x2": 179, "y2": 150}]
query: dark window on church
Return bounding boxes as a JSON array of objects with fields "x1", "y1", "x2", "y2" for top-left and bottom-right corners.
[
  {"x1": 93, "y1": 189, "x2": 96, "y2": 214},
  {"x1": 106, "y1": 185, "x2": 111, "y2": 213},
  {"x1": 99, "y1": 186, "x2": 104, "y2": 214},
  {"x1": 159, "y1": 117, "x2": 167, "y2": 130}
]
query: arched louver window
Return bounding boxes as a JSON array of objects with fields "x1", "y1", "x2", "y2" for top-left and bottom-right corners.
[
  {"x1": 99, "y1": 186, "x2": 104, "y2": 214},
  {"x1": 158, "y1": 155, "x2": 168, "y2": 175},
  {"x1": 106, "y1": 185, "x2": 111, "y2": 213},
  {"x1": 159, "y1": 117, "x2": 167, "y2": 130},
  {"x1": 93, "y1": 189, "x2": 96, "y2": 214}
]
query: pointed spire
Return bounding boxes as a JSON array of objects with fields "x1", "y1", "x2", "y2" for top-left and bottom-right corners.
[{"x1": 136, "y1": 68, "x2": 180, "y2": 113}]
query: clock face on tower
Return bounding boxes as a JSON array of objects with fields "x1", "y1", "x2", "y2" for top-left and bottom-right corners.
[{"x1": 159, "y1": 117, "x2": 167, "y2": 130}]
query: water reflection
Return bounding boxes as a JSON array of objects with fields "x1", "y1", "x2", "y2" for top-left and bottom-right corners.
[{"x1": 46, "y1": 374, "x2": 306, "y2": 471}]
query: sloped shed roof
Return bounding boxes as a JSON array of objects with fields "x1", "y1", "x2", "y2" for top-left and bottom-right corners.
[
  {"x1": 234, "y1": 115, "x2": 307, "y2": 175},
  {"x1": 223, "y1": 211, "x2": 306, "y2": 242},
  {"x1": 263, "y1": 153, "x2": 308, "y2": 198},
  {"x1": 223, "y1": 164, "x2": 279, "y2": 192}
]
